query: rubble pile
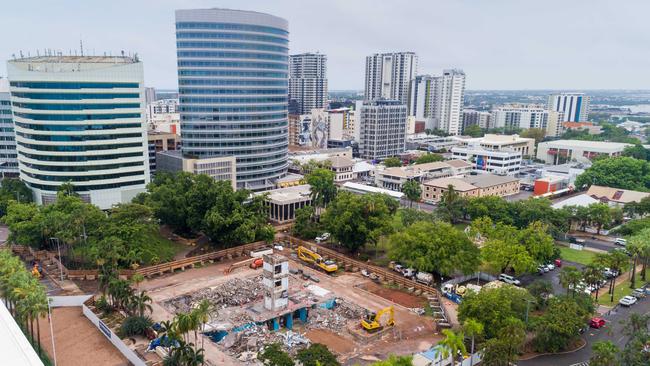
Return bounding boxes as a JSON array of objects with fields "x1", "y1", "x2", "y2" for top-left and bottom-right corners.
[
  {"x1": 164, "y1": 276, "x2": 265, "y2": 313},
  {"x1": 220, "y1": 323, "x2": 310, "y2": 357},
  {"x1": 307, "y1": 299, "x2": 366, "y2": 331}
]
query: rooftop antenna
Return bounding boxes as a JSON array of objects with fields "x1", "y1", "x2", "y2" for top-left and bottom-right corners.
[
  {"x1": 80, "y1": 39, "x2": 84, "y2": 56},
  {"x1": 19, "y1": 50, "x2": 23, "y2": 58}
]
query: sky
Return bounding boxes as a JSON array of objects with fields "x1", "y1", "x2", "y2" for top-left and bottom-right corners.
[{"x1": 1, "y1": 0, "x2": 649, "y2": 91}]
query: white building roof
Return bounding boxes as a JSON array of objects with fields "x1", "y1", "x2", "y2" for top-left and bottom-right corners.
[
  {"x1": 352, "y1": 160, "x2": 375, "y2": 173},
  {"x1": 0, "y1": 300, "x2": 43, "y2": 366},
  {"x1": 552, "y1": 194, "x2": 599, "y2": 209},
  {"x1": 541, "y1": 140, "x2": 631, "y2": 152},
  {"x1": 258, "y1": 184, "x2": 311, "y2": 204},
  {"x1": 341, "y1": 182, "x2": 404, "y2": 199}
]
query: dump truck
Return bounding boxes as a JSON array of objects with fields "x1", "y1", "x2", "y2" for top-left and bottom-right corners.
[
  {"x1": 415, "y1": 271, "x2": 433, "y2": 286},
  {"x1": 296, "y1": 246, "x2": 338, "y2": 273},
  {"x1": 360, "y1": 306, "x2": 395, "y2": 332}
]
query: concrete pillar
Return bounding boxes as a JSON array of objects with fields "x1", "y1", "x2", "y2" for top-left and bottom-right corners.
[
  {"x1": 272, "y1": 317, "x2": 280, "y2": 331},
  {"x1": 299, "y1": 308, "x2": 308, "y2": 323},
  {"x1": 285, "y1": 313, "x2": 293, "y2": 330}
]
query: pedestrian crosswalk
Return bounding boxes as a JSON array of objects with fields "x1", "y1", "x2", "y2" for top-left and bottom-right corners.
[{"x1": 569, "y1": 362, "x2": 589, "y2": 366}]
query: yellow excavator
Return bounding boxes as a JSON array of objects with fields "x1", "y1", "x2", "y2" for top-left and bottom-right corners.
[
  {"x1": 296, "y1": 246, "x2": 338, "y2": 273},
  {"x1": 361, "y1": 306, "x2": 395, "y2": 332}
]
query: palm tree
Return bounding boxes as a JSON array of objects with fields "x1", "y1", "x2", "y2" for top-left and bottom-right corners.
[
  {"x1": 175, "y1": 312, "x2": 194, "y2": 344},
  {"x1": 559, "y1": 266, "x2": 582, "y2": 297},
  {"x1": 589, "y1": 340, "x2": 620, "y2": 366},
  {"x1": 131, "y1": 291, "x2": 153, "y2": 317},
  {"x1": 164, "y1": 340, "x2": 205, "y2": 366},
  {"x1": 583, "y1": 263, "x2": 605, "y2": 301},
  {"x1": 462, "y1": 318, "x2": 483, "y2": 366},
  {"x1": 401, "y1": 179, "x2": 422, "y2": 208},
  {"x1": 193, "y1": 299, "x2": 216, "y2": 350},
  {"x1": 606, "y1": 250, "x2": 631, "y2": 302},
  {"x1": 627, "y1": 230, "x2": 650, "y2": 288},
  {"x1": 439, "y1": 329, "x2": 467, "y2": 366}
]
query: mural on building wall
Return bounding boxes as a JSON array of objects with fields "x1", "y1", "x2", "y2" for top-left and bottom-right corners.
[{"x1": 298, "y1": 112, "x2": 328, "y2": 148}]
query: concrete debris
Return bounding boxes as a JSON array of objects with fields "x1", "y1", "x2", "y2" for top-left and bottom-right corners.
[
  {"x1": 409, "y1": 308, "x2": 425, "y2": 316},
  {"x1": 164, "y1": 276, "x2": 265, "y2": 313},
  {"x1": 307, "y1": 299, "x2": 365, "y2": 331}
]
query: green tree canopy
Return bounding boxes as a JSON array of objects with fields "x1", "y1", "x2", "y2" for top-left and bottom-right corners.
[
  {"x1": 383, "y1": 157, "x2": 402, "y2": 167},
  {"x1": 296, "y1": 343, "x2": 340, "y2": 366},
  {"x1": 257, "y1": 343, "x2": 294, "y2": 366},
  {"x1": 401, "y1": 180, "x2": 422, "y2": 207},
  {"x1": 388, "y1": 221, "x2": 480, "y2": 276},
  {"x1": 463, "y1": 124, "x2": 483, "y2": 138},
  {"x1": 414, "y1": 153, "x2": 444, "y2": 164},
  {"x1": 306, "y1": 168, "x2": 337, "y2": 209},
  {"x1": 575, "y1": 156, "x2": 650, "y2": 191},
  {"x1": 532, "y1": 296, "x2": 591, "y2": 353}
]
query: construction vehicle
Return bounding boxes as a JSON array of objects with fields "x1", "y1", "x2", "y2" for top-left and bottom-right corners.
[
  {"x1": 360, "y1": 306, "x2": 395, "y2": 332},
  {"x1": 223, "y1": 257, "x2": 264, "y2": 275},
  {"x1": 296, "y1": 246, "x2": 338, "y2": 273}
]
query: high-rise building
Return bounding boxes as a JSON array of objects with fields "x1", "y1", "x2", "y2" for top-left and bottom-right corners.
[
  {"x1": 358, "y1": 100, "x2": 407, "y2": 160},
  {"x1": 548, "y1": 93, "x2": 590, "y2": 122},
  {"x1": 7, "y1": 56, "x2": 150, "y2": 208},
  {"x1": 175, "y1": 8, "x2": 289, "y2": 190},
  {"x1": 365, "y1": 52, "x2": 417, "y2": 105},
  {"x1": 289, "y1": 53, "x2": 327, "y2": 115},
  {"x1": 408, "y1": 69, "x2": 466, "y2": 135},
  {"x1": 463, "y1": 109, "x2": 492, "y2": 130},
  {"x1": 492, "y1": 104, "x2": 564, "y2": 137},
  {"x1": 0, "y1": 79, "x2": 18, "y2": 178}
]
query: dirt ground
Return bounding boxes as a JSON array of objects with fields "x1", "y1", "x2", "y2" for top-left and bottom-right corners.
[
  {"x1": 37, "y1": 307, "x2": 129, "y2": 366},
  {"x1": 305, "y1": 329, "x2": 356, "y2": 355},
  {"x1": 360, "y1": 281, "x2": 427, "y2": 308}
]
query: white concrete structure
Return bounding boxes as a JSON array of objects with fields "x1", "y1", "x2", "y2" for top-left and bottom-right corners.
[
  {"x1": 156, "y1": 150, "x2": 236, "y2": 189},
  {"x1": 492, "y1": 104, "x2": 564, "y2": 137},
  {"x1": 408, "y1": 70, "x2": 466, "y2": 135},
  {"x1": 146, "y1": 98, "x2": 180, "y2": 134},
  {"x1": 7, "y1": 56, "x2": 150, "y2": 209},
  {"x1": 0, "y1": 79, "x2": 18, "y2": 177},
  {"x1": 456, "y1": 134, "x2": 535, "y2": 157},
  {"x1": 327, "y1": 107, "x2": 353, "y2": 140},
  {"x1": 375, "y1": 162, "x2": 453, "y2": 191},
  {"x1": 365, "y1": 52, "x2": 418, "y2": 105},
  {"x1": 289, "y1": 53, "x2": 327, "y2": 115},
  {"x1": 548, "y1": 93, "x2": 590, "y2": 122},
  {"x1": 451, "y1": 145, "x2": 523, "y2": 176},
  {"x1": 0, "y1": 299, "x2": 43, "y2": 366},
  {"x1": 536, "y1": 140, "x2": 630, "y2": 165},
  {"x1": 341, "y1": 181, "x2": 404, "y2": 200},
  {"x1": 258, "y1": 184, "x2": 311, "y2": 223},
  {"x1": 359, "y1": 100, "x2": 407, "y2": 160}
]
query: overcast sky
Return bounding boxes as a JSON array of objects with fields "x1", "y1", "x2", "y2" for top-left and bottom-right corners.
[{"x1": 1, "y1": 0, "x2": 649, "y2": 90}]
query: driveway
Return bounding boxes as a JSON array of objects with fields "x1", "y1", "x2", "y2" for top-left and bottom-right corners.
[
  {"x1": 519, "y1": 292, "x2": 650, "y2": 365},
  {"x1": 519, "y1": 261, "x2": 585, "y2": 296}
]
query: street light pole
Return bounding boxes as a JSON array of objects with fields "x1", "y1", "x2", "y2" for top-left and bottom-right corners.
[
  {"x1": 50, "y1": 237, "x2": 64, "y2": 282},
  {"x1": 48, "y1": 298, "x2": 57, "y2": 366}
]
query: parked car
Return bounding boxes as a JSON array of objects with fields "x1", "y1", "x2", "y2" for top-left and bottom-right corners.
[
  {"x1": 589, "y1": 317, "x2": 606, "y2": 329},
  {"x1": 603, "y1": 267, "x2": 619, "y2": 278},
  {"x1": 619, "y1": 295, "x2": 638, "y2": 306},
  {"x1": 554, "y1": 259, "x2": 562, "y2": 268},
  {"x1": 498, "y1": 273, "x2": 521, "y2": 286},
  {"x1": 614, "y1": 238, "x2": 627, "y2": 246},
  {"x1": 536, "y1": 266, "x2": 545, "y2": 275},
  {"x1": 415, "y1": 271, "x2": 434, "y2": 286},
  {"x1": 393, "y1": 264, "x2": 404, "y2": 273},
  {"x1": 631, "y1": 288, "x2": 647, "y2": 299},
  {"x1": 361, "y1": 269, "x2": 370, "y2": 277},
  {"x1": 402, "y1": 267, "x2": 416, "y2": 278},
  {"x1": 545, "y1": 263, "x2": 555, "y2": 271}
]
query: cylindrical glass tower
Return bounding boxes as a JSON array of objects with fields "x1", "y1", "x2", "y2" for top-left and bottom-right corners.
[{"x1": 175, "y1": 8, "x2": 289, "y2": 190}]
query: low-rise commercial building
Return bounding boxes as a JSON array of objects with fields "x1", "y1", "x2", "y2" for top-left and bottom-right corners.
[
  {"x1": 156, "y1": 151, "x2": 236, "y2": 189},
  {"x1": 341, "y1": 181, "x2": 404, "y2": 200},
  {"x1": 451, "y1": 146, "x2": 522, "y2": 176},
  {"x1": 258, "y1": 184, "x2": 312, "y2": 223},
  {"x1": 586, "y1": 185, "x2": 650, "y2": 207},
  {"x1": 406, "y1": 134, "x2": 462, "y2": 152},
  {"x1": 148, "y1": 131, "x2": 181, "y2": 175},
  {"x1": 562, "y1": 122, "x2": 602, "y2": 135},
  {"x1": 536, "y1": 140, "x2": 630, "y2": 165},
  {"x1": 375, "y1": 162, "x2": 453, "y2": 191},
  {"x1": 328, "y1": 156, "x2": 354, "y2": 182},
  {"x1": 421, "y1": 174, "x2": 520, "y2": 203},
  {"x1": 456, "y1": 134, "x2": 535, "y2": 157}
]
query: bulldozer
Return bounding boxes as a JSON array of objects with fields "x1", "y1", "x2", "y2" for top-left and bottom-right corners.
[
  {"x1": 296, "y1": 246, "x2": 338, "y2": 273},
  {"x1": 360, "y1": 306, "x2": 395, "y2": 332}
]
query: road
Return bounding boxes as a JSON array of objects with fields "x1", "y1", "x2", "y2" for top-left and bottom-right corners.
[
  {"x1": 519, "y1": 295, "x2": 650, "y2": 366},
  {"x1": 574, "y1": 237, "x2": 618, "y2": 253}
]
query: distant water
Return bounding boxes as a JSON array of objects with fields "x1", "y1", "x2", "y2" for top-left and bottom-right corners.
[{"x1": 623, "y1": 104, "x2": 650, "y2": 113}]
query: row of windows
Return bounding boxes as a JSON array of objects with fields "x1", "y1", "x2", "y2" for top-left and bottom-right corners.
[
  {"x1": 178, "y1": 60, "x2": 286, "y2": 69},
  {"x1": 13, "y1": 102, "x2": 140, "y2": 110},
  {"x1": 181, "y1": 137, "x2": 287, "y2": 147},
  {"x1": 184, "y1": 143, "x2": 287, "y2": 155},
  {"x1": 181, "y1": 130, "x2": 286, "y2": 139},
  {"x1": 16, "y1": 122, "x2": 141, "y2": 132},
  {"x1": 180, "y1": 113, "x2": 286, "y2": 121},
  {"x1": 176, "y1": 31, "x2": 288, "y2": 44},
  {"x1": 17, "y1": 132, "x2": 142, "y2": 142},
  {"x1": 14, "y1": 112, "x2": 141, "y2": 121},
  {"x1": 180, "y1": 96, "x2": 286, "y2": 104},
  {"x1": 180, "y1": 105, "x2": 286, "y2": 113},
  {"x1": 179, "y1": 88, "x2": 287, "y2": 95},
  {"x1": 178, "y1": 70, "x2": 286, "y2": 78},
  {"x1": 0, "y1": 101, "x2": 10, "y2": 106},
  {"x1": 22, "y1": 161, "x2": 144, "y2": 172},
  {"x1": 27, "y1": 179, "x2": 145, "y2": 192},
  {"x1": 11, "y1": 92, "x2": 140, "y2": 100},
  {"x1": 21, "y1": 151, "x2": 144, "y2": 162},
  {"x1": 22, "y1": 169, "x2": 145, "y2": 182},
  {"x1": 177, "y1": 41, "x2": 287, "y2": 53},
  {"x1": 178, "y1": 79, "x2": 286, "y2": 86},
  {"x1": 177, "y1": 51, "x2": 287, "y2": 61},
  {"x1": 17, "y1": 141, "x2": 143, "y2": 152},
  {"x1": 176, "y1": 22, "x2": 288, "y2": 36},
  {"x1": 10, "y1": 82, "x2": 139, "y2": 89},
  {"x1": 182, "y1": 122, "x2": 286, "y2": 130}
]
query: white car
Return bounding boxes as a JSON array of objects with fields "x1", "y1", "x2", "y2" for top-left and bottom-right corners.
[
  {"x1": 619, "y1": 295, "x2": 638, "y2": 306},
  {"x1": 614, "y1": 238, "x2": 627, "y2": 246},
  {"x1": 545, "y1": 263, "x2": 555, "y2": 271},
  {"x1": 499, "y1": 273, "x2": 521, "y2": 286}
]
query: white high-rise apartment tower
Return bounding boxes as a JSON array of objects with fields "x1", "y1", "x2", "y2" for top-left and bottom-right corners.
[
  {"x1": 359, "y1": 100, "x2": 407, "y2": 160},
  {"x1": 492, "y1": 104, "x2": 564, "y2": 137},
  {"x1": 7, "y1": 56, "x2": 150, "y2": 208},
  {"x1": 365, "y1": 52, "x2": 418, "y2": 105},
  {"x1": 408, "y1": 69, "x2": 466, "y2": 135},
  {"x1": 548, "y1": 93, "x2": 590, "y2": 122},
  {"x1": 289, "y1": 53, "x2": 327, "y2": 115}
]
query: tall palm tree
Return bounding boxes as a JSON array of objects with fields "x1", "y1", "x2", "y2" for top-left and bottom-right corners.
[
  {"x1": 132, "y1": 291, "x2": 153, "y2": 317},
  {"x1": 462, "y1": 318, "x2": 483, "y2": 366},
  {"x1": 175, "y1": 312, "x2": 194, "y2": 344},
  {"x1": 439, "y1": 329, "x2": 467, "y2": 366},
  {"x1": 627, "y1": 229, "x2": 650, "y2": 288},
  {"x1": 559, "y1": 266, "x2": 582, "y2": 297},
  {"x1": 583, "y1": 263, "x2": 605, "y2": 301},
  {"x1": 606, "y1": 250, "x2": 631, "y2": 302},
  {"x1": 193, "y1": 299, "x2": 216, "y2": 350}
]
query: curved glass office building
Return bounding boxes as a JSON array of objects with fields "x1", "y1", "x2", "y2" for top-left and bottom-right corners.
[
  {"x1": 6, "y1": 56, "x2": 150, "y2": 208},
  {"x1": 175, "y1": 8, "x2": 289, "y2": 190}
]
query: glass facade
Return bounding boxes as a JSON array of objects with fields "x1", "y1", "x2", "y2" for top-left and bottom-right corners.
[
  {"x1": 176, "y1": 9, "x2": 289, "y2": 190},
  {"x1": 0, "y1": 93, "x2": 18, "y2": 176}
]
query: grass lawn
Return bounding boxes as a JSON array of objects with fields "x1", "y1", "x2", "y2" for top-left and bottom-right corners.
[
  {"x1": 558, "y1": 246, "x2": 597, "y2": 265},
  {"x1": 139, "y1": 228, "x2": 187, "y2": 265},
  {"x1": 596, "y1": 278, "x2": 634, "y2": 307}
]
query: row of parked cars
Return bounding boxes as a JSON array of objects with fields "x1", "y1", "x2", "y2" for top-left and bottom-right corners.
[
  {"x1": 619, "y1": 287, "x2": 648, "y2": 306},
  {"x1": 388, "y1": 261, "x2": 435, "y2": 286}
]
